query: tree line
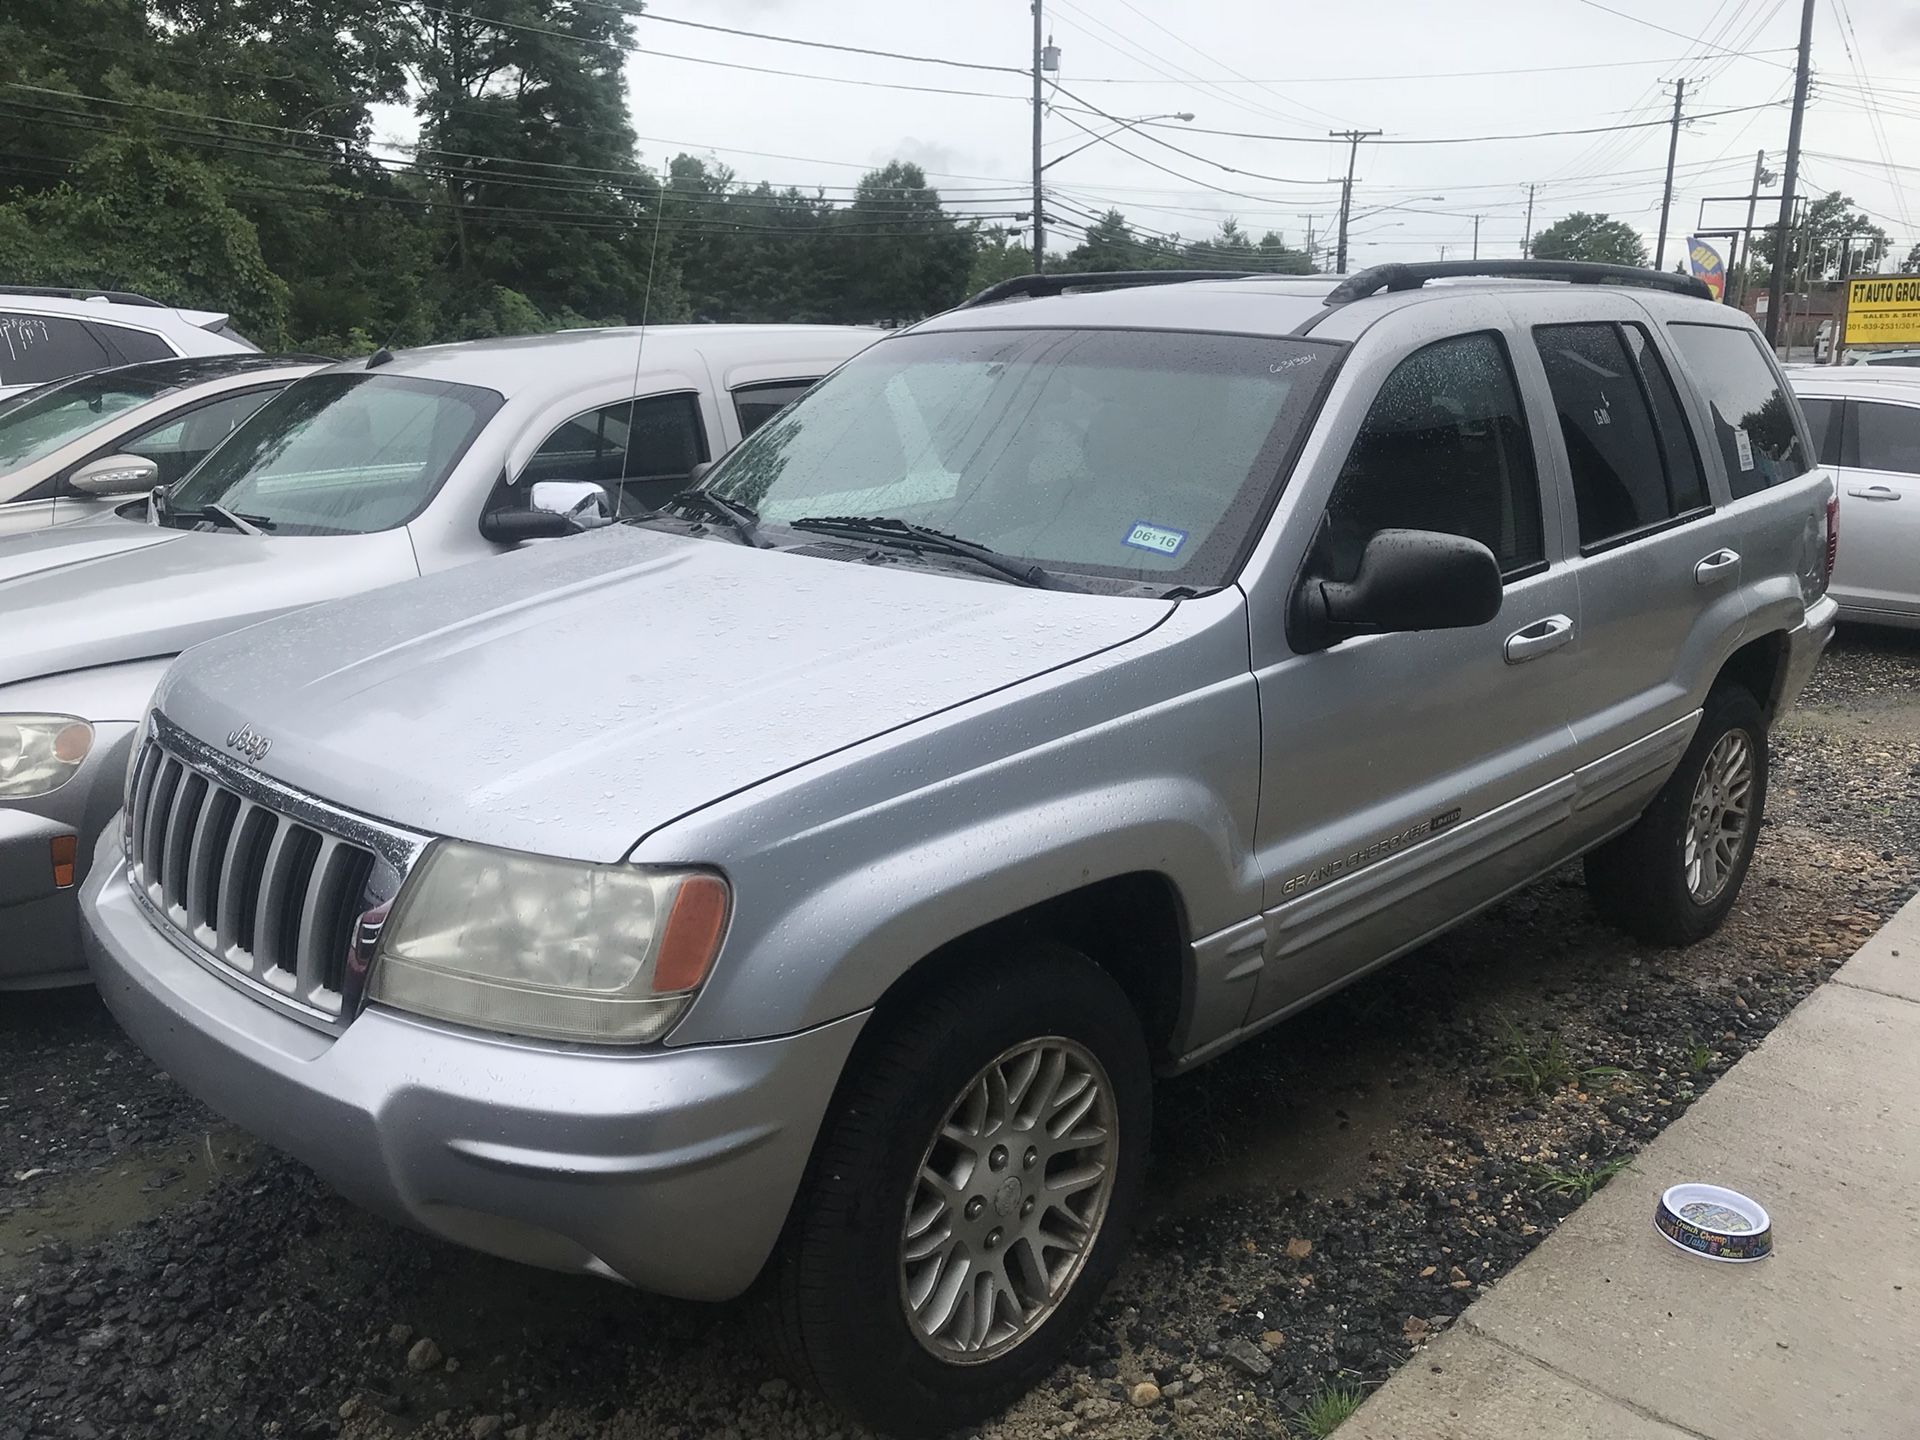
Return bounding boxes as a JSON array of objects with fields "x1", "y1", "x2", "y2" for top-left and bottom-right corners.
[{"x1": 0, "y1": 1, "x2": 1312, "y2": 353}]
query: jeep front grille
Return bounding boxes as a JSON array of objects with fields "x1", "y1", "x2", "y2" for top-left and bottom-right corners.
[{"x1": 126, "y1": 738, "x2": 377, "y2": 1021}]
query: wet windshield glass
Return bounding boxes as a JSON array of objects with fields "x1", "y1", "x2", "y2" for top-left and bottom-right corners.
[
  {"x1": 165, "y1": 373, "x2": 502, "y2": 535},
  {"x1": 706, "y1": 327, "x2": 1337, "y2": 587},
  {"x1": 0, "y1": 373, "x2": 169, "y2": 470}
]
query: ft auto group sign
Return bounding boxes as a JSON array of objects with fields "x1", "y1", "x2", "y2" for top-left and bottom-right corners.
[{"x1": 1844, "y1": 277, "x2": 1920, "y2": 346}]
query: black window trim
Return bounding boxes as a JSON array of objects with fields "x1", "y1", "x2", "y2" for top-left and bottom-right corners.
[
  {"x1": 514, "y1": 386, "x2": 711, "y2": 488},
  {"x1": 730, "y1": 376, "x2": 823, "y2": 437},
  {"x1": 1533, "y1": 318, "x2": 1718, "y2": 555}
]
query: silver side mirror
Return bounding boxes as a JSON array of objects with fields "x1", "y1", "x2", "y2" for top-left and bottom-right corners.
[
  {"x1": 529, "y1": 480, "x2": 614, "y2": 532},
  {"x1": 70, "y1": 453, "x2": 162, "y2": 497}
]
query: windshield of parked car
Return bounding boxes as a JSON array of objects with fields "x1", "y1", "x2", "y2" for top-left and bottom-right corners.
[
  {"x1": 164, "y1": 372, "x2": 503, "y2": 535},
  {"x1": 0, "y1": 372, "x2": 171, "y2": 470},
  {"x1": 704, "y1": 327, "x2": 1338, "y2": 588}
]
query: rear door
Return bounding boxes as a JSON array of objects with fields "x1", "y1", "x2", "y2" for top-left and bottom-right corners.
[
  {"x1": 1833, "y1": 395, "x2": 1920, "y2": 619},
  {"x1": 1519, "y1": 303, "x2": 1739, "y2": 827},
  {"x1": 516, "y1": 390, "x2": 712, "y2": 518}
]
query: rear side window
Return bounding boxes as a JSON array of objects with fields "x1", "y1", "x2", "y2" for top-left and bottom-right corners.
[
  {"x1": 1848, "y1": 400, "x2": 1920, "y2": 475},
  {"x1": 1535, "y1": 322, "x2": 1709, "y2": 548},
  {"x1": 733, "y1": 379, "x2": 817, "y2": 437},
  {"x1": 1324, "y1": 331, "x2": 1544, "y2": 580},
  {"x1": 1667, "y1": 323, "x2": 1808, "y2": 497},
  {"x1": 93, "y1": 324, "x2": 175, "y2": 364},
  {"x1": 1799, "y1": 397, "x2": 1842, "y2": 466},
  {"x1": 0, "y1": 313, "x2": 112, "y2": 388}
]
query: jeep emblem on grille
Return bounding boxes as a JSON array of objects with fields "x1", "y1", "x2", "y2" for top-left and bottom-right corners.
[{"x1": 225, "y1": 723, "x2": 272, "y2": 763}]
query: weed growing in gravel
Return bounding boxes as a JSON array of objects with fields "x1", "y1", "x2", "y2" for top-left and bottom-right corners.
[
  {"x1": 1494, "y1": 1023, "x2": 1636, "y2": 1097},
  {"x1": 1294, "y1": 1379, "x2": 1368, "y2": 1437},
  {"x1": 1686, "y1": 1038, "x2": 1717, "y2": 1074},
  {"x1": 1535, "y1": 1155, "x2": 1632, "y2": 1200}
]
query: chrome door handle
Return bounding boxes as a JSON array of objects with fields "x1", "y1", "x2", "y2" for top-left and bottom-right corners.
[
  {"x1": 1694, "y1": 549, "x2": 1741, "y2": 584},
  {"x1": 1847, "y1": 485, "x2": 1900, "y2": 500},
  {"x1": 1504, "y1": 613, "x2": 1574, "y2": 664}
]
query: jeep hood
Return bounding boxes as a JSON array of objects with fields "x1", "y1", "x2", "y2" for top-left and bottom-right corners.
[
  {"x1": 0, "y1": 516, "x2": 418, "y2": 691},
  {"x1": 157, "y1": 526, "x2": 1172, "y2": 860}
]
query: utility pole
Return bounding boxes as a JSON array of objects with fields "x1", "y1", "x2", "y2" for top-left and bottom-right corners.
[
  {"x1": 1766, "y1": 0, "x2": 1817, "y2": 348},
  {"x1": 1030, "y1": 0, "x2": 1045, "y2": 273},
  {"x1": 1330, "y1": 128, "x2": 1381, "y2": 273},
  {"x1": 1732, "y1": 150, "x2": 1768, "y2": 308},
  {"x1": 1472, "y1": 215, "x2": 1482, "y2": 261},
  {"x1": 1303, "y1": 214, "x2": 1317, "y2": 271},
  {"x1": 1654, "y1": 78, "x2": 1686, "y2": 270},
  {"x1": 1522, "y1": 184, "x2": 1536, "y2": 258}
]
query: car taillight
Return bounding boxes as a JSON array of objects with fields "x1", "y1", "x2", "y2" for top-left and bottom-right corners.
[{"x1": 1825, "y1": 495, "x2": 1839, "y2": 582}]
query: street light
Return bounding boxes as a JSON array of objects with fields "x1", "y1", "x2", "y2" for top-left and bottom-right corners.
[{"x1": 1041, "y1": 112, "x2": 1196, "y2": 173}]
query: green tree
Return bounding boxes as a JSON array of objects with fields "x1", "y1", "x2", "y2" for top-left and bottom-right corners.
[
  {"x1": 1057, "y1": 209, "x2": 1142, "y2": 271},
  {"x1": 966, "y1": 224, "x2": 1035, "y2": 293},
  {"x1": 1904, "y1": 242, "x2": 1920, "y2": 275},
  {"x1": 832, "y1": 161, "x2": 972, "y2": 323},
  {"x1": 1530, "y1": 212, "x2": 1649, "y2": 266},
  {"x1": 1751, "y1": 191, "x2": 1889, "y2": 282}
]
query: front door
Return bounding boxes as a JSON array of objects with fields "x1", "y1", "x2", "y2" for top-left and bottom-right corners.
[
  {"x1": 1834, "y1": 396, "x2": 1920, "y2": 621},
  {"x1": 1246, "y1": 327, "x2": 1581, "y2": 1023}
]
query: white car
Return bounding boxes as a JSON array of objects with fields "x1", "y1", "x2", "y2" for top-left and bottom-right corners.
[
  {"x1": 0, "y1": 355, "x2": 326, "y2": 535},
  {"x1": 1789, "y1": 364, "x2": 1920, "y2": 628},
  {"x1": 0, "y1": 288, "x2": 256, "y2": 400}
]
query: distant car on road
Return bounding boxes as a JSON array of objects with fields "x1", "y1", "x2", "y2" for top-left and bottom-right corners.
[
  {"x1": 0, "y1": 355, "x2": 326, "y2": 536},
  {"x1": 0, "y1": 323, "x2": 878, "y2": 989},
  {"x1": 1788, "y1": 363, "x2": 1920, "y2": 628},
  {"x1": 1844, "y1": 347, "x2": 1920, "y2": 368},
  {"x1": 0, "y1": 287, "x2": 257, "y2": 400}
]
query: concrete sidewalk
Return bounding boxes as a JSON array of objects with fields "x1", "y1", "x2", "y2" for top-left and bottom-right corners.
[{"x1": 1345, "y1": 891, "x2": 1920, "y2": 1440}]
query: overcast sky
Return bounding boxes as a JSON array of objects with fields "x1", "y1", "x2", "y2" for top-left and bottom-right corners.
[{"x1": 374, "y1": 0, "x2": 1920, "y2": 269}]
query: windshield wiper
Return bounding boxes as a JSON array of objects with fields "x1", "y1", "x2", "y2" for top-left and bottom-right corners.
[
  {"x1": 660, "y1": 489, "x2": 764, "y2": 547},
  {"x1": 787, "y1": 515, "x2": 1055, "y2": 589},
  {"x1": 172, "y1": 503, "x2": 273, "y2": 535}
]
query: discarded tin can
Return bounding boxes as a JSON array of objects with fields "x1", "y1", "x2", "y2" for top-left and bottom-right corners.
[{"x1": 1653, "y1": 1183, "x2": 1772, "y2": 1262}]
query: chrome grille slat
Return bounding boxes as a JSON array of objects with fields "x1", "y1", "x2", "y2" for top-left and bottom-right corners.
[{"x1": 122, "y1": 724, "x2": 399, "y2": 1032}]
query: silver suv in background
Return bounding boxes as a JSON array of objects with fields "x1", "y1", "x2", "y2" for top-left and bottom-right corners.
[
  {"x1": 0, "y1": 324, "x2": 877, "y2": 988},
  {"x1": 0, "y1": 355, "x2": 327, "y2": 535},
  {"x1": 84, "y1": 263, "x2": 1835, "y2": 1436},
  {"x1": 0, "y1": 287, "x2": 256, "y2": 399}
]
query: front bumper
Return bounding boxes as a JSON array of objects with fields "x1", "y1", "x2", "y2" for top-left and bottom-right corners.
[
  {"x1": 82, "y1": 843, "x2": 867, "y2": 1300},
  {"x1": 0, "y1": 721, "x2": 136, "y2": 989},
  {"x1": 1777, "y1": 592, "x2": 1839, "y2": 714}
]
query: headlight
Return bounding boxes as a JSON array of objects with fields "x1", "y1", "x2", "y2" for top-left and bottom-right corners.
[
  {"x1": 368, "y1": 841, "x2": 730, "y2": 1045},
  {"x1": 0, "y1": 714, "x2": 95, "y2": 799}
]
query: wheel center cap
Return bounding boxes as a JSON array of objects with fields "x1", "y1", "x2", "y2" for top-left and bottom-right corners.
[{"x1": 993, "y1": 1175, "x2": 1023, "y2": 1217}]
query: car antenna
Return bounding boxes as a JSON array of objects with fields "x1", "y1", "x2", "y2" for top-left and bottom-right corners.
[
  {"x1": 365, "y1": 236, "x2": 456, "y2": 369},
  {"x1": 621, "y1": 176, "x2": 669, "y2": 480}
]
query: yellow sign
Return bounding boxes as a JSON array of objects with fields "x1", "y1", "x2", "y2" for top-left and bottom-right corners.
[{"x1": 1845, "y1": 277, "x2": 1920, "y2": 346}]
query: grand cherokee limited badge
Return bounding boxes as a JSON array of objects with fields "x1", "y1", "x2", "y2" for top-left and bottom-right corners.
[{"x1": 225, "y1": 723, "x2": 272, "y2": 763}]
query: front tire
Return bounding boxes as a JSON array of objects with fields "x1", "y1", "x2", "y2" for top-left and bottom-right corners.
[
  {"x1": 763, "y1": 943, "x2": 1150, "y2": 1438},
  {"x1": 1586, "y1": 683, "x2": 1769, "y2": 945}
]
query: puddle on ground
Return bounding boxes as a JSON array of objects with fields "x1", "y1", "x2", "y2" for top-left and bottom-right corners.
[{"x1": 0, "y1": 1126, "x2": 258, "y2": 1277}]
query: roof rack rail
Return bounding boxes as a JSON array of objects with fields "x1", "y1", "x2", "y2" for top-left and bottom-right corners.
[
  {"x1": 1324, "y1": 259, "x2": 1711, "y2": 306},
  {"x1": 0, "y1": 284, "x2": 168, "y2": 308},
  {"x1": 959, "y1": 269, "x2": 1258, "y2": 309}
]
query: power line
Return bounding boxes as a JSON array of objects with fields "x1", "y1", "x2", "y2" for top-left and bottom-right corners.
[
  {"x1": 1569, "y1": 0, "x2": 1796, "y2": 66},
  {"x1": 1100, "y1": 97, "x2": 1790, "y2": 146},
  {"x1": 1066, "y1": 50, "x2": 1799, "y2": 84}
]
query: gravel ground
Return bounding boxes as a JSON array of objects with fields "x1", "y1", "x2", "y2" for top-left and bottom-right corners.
[{"x1": 3, "y1": 628, "x2": 1916, "y2": 1440}]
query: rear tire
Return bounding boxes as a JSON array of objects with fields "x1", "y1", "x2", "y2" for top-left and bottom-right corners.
[
  {"x1": 1585, "y1": 684, "x2": 1768, "y2": 946},
  {"x1": 762, "y1": 943, "x2": 1150, "y2": 1438}
]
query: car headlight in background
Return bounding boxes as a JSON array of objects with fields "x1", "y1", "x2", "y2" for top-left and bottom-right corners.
[
  {"x1": 0, "y1": 714, "x2": 95, "y2": 799},
  {"x1": 368, "y1": 841, "x2": 730, "y2": 1044}
]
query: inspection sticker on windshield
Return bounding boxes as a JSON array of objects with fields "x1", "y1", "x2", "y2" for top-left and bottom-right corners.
[{"x1": 1123, "y1": 521, "x2": 1188, "y2": 557}]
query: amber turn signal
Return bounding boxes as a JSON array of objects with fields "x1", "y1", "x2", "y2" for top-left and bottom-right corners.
[
  {"x1": 51, "y1": 833, "x2": 78, "y2": 889},
  {"x1": 652, "y1": 873, "x2": 730, "y2": 994}
]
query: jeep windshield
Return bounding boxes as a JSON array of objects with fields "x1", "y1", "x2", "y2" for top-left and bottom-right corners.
[
  {"x1": 704, "y1": 327, "x2": 1338, "y2": 589},
  {"x1": 162, "y1": 372, "x2": 502, "y2": 535}
]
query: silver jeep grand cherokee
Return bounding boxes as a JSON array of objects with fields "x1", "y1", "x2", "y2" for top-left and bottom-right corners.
[{"x1": 83, "y1": 262, "x2": 1836, "y2": 1436}]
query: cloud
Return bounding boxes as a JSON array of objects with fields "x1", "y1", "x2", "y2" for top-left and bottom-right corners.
[{"x1": 880, "y1": 136, "x2": 976, "y2": 179}]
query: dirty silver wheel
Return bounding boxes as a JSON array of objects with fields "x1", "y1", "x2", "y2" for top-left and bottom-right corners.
[
  {"x1": 899, "y1": 1036, "x2": 1118, "y2": 1364},
  {"x1": 1685, "y1": 730, "x2": 1753, "y2": 904}
]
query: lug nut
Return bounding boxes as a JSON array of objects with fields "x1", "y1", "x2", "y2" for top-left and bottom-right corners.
[
  {"x1": 989, "y1": 1145, "x2": 1008, "y2": 1171},
  {"x1": 1024, "y1": 1146, "x2": 1038, "y2": 1170},
  {"x1": 1021, "y1": 1197, "x2": 1035, "y2": 1218},
  {"x1": 985, "y1": 1228, "x2": 1002, "y2": 1249},
  {"x1": 965, "y1": 1196, "x2": 985, "y2": 1220}
]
